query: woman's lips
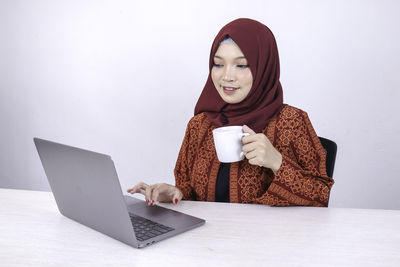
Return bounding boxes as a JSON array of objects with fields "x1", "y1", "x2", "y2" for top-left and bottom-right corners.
[{"x1": 222, "y1": 86, "x2": 239, "y2": 95}]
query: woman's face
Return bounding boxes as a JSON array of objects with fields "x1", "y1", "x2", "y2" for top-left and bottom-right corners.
[{"x1": 211, "y1": 43, "x2": 253, "y2": 104}]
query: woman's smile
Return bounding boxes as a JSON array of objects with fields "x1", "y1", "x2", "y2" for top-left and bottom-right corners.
[{"x1": 222, "y1": 86, "x2": 240, "y2": 95}]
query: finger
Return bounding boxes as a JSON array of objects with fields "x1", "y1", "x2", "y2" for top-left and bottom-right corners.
[
  {"x1": 145, "y1": 185, "x2": 153, "y2": 205},
  {"x1": 242, "y1": 133, "x2": 262, "y2": 145},
  {"x1": 172, "y1": 188, "x2": 183, "y2": 205},
  {"x1": 127, "y1": 185, "x2": 146, "y2": 194},
  {"x1": 127, "y1": 182, "x2": 148, "y2": 194},
  {"x1": 249, "y1": 158, "x2": 262, "y2": 166},
  {"x1": 127, "y1": 186, "x2": 136, "y2": 194},
  {"x1": 161, "y1": 184, "x2": 176, "y2": 202},
  {"x1": 242, "y1": 142, "x2": 258, "y2": 154},
  {"x1": 244, "y1": 150, "x2": 258, "y2": 160},
  {"x1": 242, "y1": 125, "x2": 256, "y2": 145},
  {"x1": 150, "y1": 184, "x2": 162, "y2": 205},
  {"x1": 242, "y1": 125, "x2": 256, "y2": 135},
  {"x1": 151, "y1": 183, "x2": 176, "y2": 203},
  {"x1": 151, "y1": 185, "x2": 161, "y2": 205}
]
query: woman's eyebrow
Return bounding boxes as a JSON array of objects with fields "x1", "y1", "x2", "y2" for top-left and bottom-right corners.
[{"x1": 214, "y1": 55, "x2": 247, "y2": 60}]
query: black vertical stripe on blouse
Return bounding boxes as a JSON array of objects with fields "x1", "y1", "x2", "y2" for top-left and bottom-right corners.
[{"x1": 215, "y1": 163, "x2": 230, "y2": 202}]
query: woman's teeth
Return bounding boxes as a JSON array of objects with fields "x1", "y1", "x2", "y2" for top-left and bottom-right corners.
[
  {"x1": 223, "y1": 86, "x2": 239, "y2": 90},
  {"x1": 223, "y1": 86, "x2": 239, "y2": 95}
]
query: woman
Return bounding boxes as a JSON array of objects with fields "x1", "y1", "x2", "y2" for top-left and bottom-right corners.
[{"x1": 127, "y1": 18, "x2": 334, "y2": 207}]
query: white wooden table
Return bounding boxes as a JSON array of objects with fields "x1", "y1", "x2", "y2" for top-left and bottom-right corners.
[{"x1": 0, "y1": 188, "x2": 399, "y2": 266}]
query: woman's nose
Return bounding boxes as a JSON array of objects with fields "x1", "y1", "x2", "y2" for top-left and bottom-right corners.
[{"x1": 222, "y1": 66, "x2": 235, "y2": 82}]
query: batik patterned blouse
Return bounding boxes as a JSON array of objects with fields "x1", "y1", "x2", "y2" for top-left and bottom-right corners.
[{"x1": 174, "y1": 105, "x2": 334, "y2": 207}]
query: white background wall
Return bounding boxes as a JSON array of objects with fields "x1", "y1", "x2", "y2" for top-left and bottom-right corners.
[{"x1": 1, "y1": 0, "x2": 399, "y2": 210}]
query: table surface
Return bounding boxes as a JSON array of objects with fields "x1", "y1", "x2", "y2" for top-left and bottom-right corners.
[{"x1": 1, "y1": 188, "x2": 399, "y2": 267}]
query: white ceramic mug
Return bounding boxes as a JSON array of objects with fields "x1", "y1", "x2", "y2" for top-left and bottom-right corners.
[{"x1": 212, "y1": 126, "x2": 250, "y2": 163}]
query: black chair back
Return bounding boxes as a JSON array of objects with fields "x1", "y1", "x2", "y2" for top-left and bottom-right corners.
[{"x1": 318, "y1": 137, "x2": 337, "y2": 178}]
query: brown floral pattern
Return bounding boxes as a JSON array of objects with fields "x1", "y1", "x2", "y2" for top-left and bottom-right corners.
[{"x1": 174, "y1": 105, "x2": 334, "y2": 207}]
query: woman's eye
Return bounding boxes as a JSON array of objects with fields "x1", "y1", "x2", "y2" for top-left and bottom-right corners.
[
  {"x1": 212, "y1": 63, "x2": 223, "y2": 67},
  {"x1": 237, "y1": 64, "x2": 249, "y2": 69}
]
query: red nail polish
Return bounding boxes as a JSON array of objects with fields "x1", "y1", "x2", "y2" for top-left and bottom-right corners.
[
  {"x1": 174, "y1": 198, "x2": 178, "y2": 204},
  {"x1": 146, "y1": 200, "x2": 149, "y2": 205}
]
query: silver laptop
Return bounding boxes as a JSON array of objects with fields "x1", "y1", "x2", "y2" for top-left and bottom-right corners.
[{"x1": 34, "y1": 137, "x2": 205, "y2": 248}]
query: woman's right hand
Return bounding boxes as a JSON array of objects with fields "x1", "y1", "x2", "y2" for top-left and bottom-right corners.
[{"x1": 126, "y1": 182, "x2": 183, "y2": 206}]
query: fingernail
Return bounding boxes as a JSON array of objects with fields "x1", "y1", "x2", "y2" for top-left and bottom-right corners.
[
  {"x1": 174, "y1": 198, "x2": 178, "y2": 204},
  {"x1": 146, "y1": 200, "x2": 149, "y2": 205},
  {"x1": 152, "y1": 200, "x2": 155, "y2": 205}
]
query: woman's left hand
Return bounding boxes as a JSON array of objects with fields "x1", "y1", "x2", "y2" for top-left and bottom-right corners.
[{"x1": 242, "y1": 125, "x2": 282, "y2": 174}]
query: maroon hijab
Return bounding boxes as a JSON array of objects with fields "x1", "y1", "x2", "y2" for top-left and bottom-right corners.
[{"x1": 194, "y1": 18, "x2": 284, "y2": 133}]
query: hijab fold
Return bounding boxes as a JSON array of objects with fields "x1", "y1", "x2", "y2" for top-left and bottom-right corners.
[{"x1": 194, "y1": 18, "x2": 284, "y2": 133}]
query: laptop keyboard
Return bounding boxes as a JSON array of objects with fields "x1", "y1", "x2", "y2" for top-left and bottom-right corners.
[{"x1": 129, "y1": 213, "x2": 174, "y2": 242}]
